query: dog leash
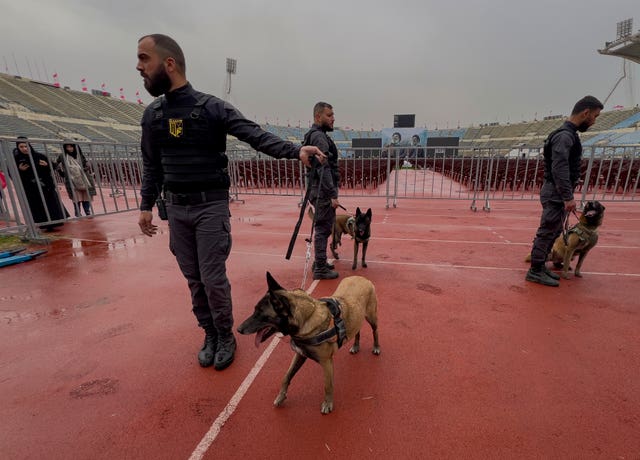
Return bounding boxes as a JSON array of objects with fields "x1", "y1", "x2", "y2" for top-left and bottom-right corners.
[
  {"x1": 287, "y1": 157, "x2": 326, "y2": 288},
  {"x1": 562, "y1": 208, "x2": 582, "y2": 245}
]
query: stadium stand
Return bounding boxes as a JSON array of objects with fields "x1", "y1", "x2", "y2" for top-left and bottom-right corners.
[{"x1": 1, "y1": 72, "x2": 639, "y2": 153}]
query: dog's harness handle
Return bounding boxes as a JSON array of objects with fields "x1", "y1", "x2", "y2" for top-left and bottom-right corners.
[{"x1": 291, "y1": 298, "x2": 347, "y2": 348}]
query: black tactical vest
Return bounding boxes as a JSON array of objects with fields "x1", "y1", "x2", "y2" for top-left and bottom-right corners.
[
  {"x1": 543, "y1": 125, "x2": 582, "y2": 186},
  {"x1": 303, "y1": 125, "x2": 340, "y2": 186},
  {"x1": 150, "y1": 93, "x2": 230, "y2": 191}
]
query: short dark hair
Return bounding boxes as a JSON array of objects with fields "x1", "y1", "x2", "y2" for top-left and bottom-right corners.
[
  {"x1": 139, "y1": 34, "x2": 186, "y2": 75},
  {"x1": 313, "y1": 102, "x2": 332, "y2": 118},
  {"x1": 571, "y1": 95, "x2": 604, "y2": 115}
]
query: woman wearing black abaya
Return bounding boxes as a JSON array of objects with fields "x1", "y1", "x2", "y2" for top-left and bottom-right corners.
[{"x1": 12, "y1": 137, "x2": 66, "y2": 231}]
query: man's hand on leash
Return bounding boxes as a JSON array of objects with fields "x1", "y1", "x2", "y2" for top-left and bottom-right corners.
[
  {"x1": 564, "y1": 199, "x2": 577, "y2": 213},
  {"x1": 139, "y1": 210, "x2": 158, "y2": 236},
  {"x1": 299, "y1": 146, "x2": 326, "y2": 167},
  {"x1": 331, "y1": 198, "x2": 341, "y2": 209}
]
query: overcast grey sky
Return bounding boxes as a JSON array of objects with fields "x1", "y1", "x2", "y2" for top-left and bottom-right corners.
[{"x1": 1, "y1": 0, "x2": 639, "y2": 129}]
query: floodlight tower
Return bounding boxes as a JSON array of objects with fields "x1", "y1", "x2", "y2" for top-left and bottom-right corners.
[
  {"x1": 598, "y1": 18, "x2": 639, "y2": 106},
  {"x1": 224, "y1": 57, "x2": 237, "y2": 102}
]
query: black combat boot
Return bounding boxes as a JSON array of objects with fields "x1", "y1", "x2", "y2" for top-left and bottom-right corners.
[
  {"x1": 525, "y1": 266, "x2": 559, "y2": 287},
  {"x1": 313, "y1": 261, "x2": 339, "y2": 280},
  {"x1": 198, "y1": 328, "x2": 217, "y2": 367},
  {"x1": 214, "y1": 332, "x2": 237, "y2": 370},
  {"x1": 312, "y1": 260, "x2": 334, "y2": 270}
]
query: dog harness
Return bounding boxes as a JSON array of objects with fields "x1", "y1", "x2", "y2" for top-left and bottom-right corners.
[
  {"x1": 291, "y1": 298, "x2": 347, "y2": 349},
  {"x1": 568, "y1": 224, "x2": 595, "y2": 243}
]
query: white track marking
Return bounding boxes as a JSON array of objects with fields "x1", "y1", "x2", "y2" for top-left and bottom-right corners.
[{"x1": 188, "y1": 282, "x2": 319, "y2": 460}]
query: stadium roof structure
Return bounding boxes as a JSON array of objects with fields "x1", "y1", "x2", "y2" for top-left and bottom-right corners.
[{"x1": 598, "y1": 30, "x2": 640, "y2": 64}]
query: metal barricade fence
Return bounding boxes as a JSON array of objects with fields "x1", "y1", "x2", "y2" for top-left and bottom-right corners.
[
  {"x1": 1, "y1": 137, "x2": 142, "y2": 238},
  {"x1": 227, "y1": 145, "x2": 639, "y2": 208},
  {"x1": 2, "y1": 138, "x2": 638, "y2": 239}
]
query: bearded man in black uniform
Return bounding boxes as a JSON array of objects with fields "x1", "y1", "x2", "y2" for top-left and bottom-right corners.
[
  {"x1": 303, "y1": 102, "x2": 341, "y2": 280},
  {"x1": 136, "y1": 34, "x2": 324, "y2": 371}
]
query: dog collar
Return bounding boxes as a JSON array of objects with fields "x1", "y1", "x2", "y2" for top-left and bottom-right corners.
[{"x1": 291, "y1": 298, "x2": 347, "y2": 348}]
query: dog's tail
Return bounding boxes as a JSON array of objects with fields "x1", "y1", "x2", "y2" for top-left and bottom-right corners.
[{"x1": 524, "y1": 253, "x2": 532, "y2": 263}]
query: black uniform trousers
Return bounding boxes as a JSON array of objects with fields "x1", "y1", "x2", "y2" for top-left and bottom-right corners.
[
  {"x1": 530, "y1": 181, "x2": 566, "y2": 268},
  {"x1": 167, "y1": 199, "x2": 233, "y2": 334},
  {"x1": 311, "y1": 197, "x2": 335, "y2": 265}
]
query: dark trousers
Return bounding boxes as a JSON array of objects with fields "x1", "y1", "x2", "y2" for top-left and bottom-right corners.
[
  {"x1": 530, "y1": 182, "x2": 566, "y2": 268},
  {"x1": 73, "y1": 201, "x2": 91, "y2": 217},
  {"x1": 311, "y1": 198, "x2": 335, "y2": 264},
  {"x1": 167, "y1": 200, "x2": 233, "y2": 334}
]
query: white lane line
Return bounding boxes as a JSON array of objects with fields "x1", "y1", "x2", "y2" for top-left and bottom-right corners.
[
  {"x1": 232, "y1": 251, "x2": 640, "y2": 277},
  {"x1": 188, "y1": 280, "x2": 319, "y2": 460}
]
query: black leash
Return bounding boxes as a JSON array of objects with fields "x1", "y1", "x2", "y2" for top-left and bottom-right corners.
[
  {"x1": 562, "y1": 208, "x2": 582, "y2": 245},
  {"x1": 286, "y1": 157, "x2": 324, "y2": 261}
]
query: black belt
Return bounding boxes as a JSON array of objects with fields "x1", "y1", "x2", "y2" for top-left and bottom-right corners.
[{"x1": 165, "y1": 189, "x2": 228, "y2": 205}]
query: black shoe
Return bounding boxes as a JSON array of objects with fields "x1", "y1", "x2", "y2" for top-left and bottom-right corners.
[
  {"x1": 312, "y1": 261, "x2": 335, "y2": 270},
  {"x1": 543, "y1": 266, "x2": 560, "y2": 280},
  {"x1": 198, "y1": 333, "x2": 217, "y2": 367},
  {"x1": 525, "y1": 268, "x2": 559, "y2": 287},
  {"x1": 313, "y1": 265, "x2": 339, "y2": 280},
  {"x1": 214, "y1": 333, "x2": 237, "y2": 370}
]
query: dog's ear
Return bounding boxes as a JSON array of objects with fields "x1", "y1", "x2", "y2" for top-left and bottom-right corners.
[
  {"x1": 266, "y1": 271, "x2": 284, "y2": 292},
  {"x1": 356, "y1": 207, "x2": 362, "y2": 216},
  {"x1": 365, "y1": 208, "x2": 372, "y2": 219}
]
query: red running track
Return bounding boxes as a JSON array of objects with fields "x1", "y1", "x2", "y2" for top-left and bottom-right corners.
[{"x1": 1, "y1": 196, "x2": 639, "y2": 459}]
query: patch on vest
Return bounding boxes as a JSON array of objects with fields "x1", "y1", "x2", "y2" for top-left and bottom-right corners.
[{"x1": 169, "y1": 119, "x2": 183, "y2": 138}]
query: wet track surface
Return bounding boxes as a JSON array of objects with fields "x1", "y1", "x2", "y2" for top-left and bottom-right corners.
[{"x1": 1, "y1": 195, "x2": 639, "y2": 459}]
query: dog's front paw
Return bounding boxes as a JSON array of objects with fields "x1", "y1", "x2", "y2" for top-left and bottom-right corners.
[
  {"x1": 372, "y1": 346, "x2": 381, "y2": 355},
  {"x1": 349, "y1": 344, "x2": 360, "y2": 354},
  {"x1": 351, "y1": 264, "x2": 357, "y2": 270},
  {"x1": 274, "y1": 392, "x2": 287, "y2": 407},
  {"x1": 362, "y1": 262, "x2": 367, "y2": 268},
  {"x1": 561, "y1": 272, "x2": 571, "y2": 280},
  {"x1": 321, "y1": 400, "x2": 333, "y2": 414},
  {"x1": 574, "y1": 271, "x2": 582, "y2": 278}
]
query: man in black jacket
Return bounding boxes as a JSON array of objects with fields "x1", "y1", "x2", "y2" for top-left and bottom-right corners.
[
  {"x1": 136, "y1": 34, "x2": 324, "y2": 371},
  {"x1": 526, "y1": 95, "x2": 602, "y2": 286},
  {"x1": 304, "y1": 102, "x2": 341, "y2": 280}
]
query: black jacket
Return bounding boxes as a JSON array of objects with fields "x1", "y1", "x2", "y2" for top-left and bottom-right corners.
[
  {"x1": 543, "y1": 121, "x2": 582, "y2": 201},
  {"x1": 140, "y1": 83, "x2": 302, "y2": 211},
  {"x1": 303, "y1": 124, "x2": 339, "y2": 200}
]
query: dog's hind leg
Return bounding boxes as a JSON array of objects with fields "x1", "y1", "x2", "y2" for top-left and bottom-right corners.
[
  {"x1": 330, "y1": 233, "x2": 340, "y2": 260},
  {"x1": 274, "y1": 353, "x2": 307, "y2": 407},
  {"x1": 367, "y1": 319, "x2": 380, "y2": 355},
  {"x1": 366, "y1": 301, "x2": 380, "y2": 355}
]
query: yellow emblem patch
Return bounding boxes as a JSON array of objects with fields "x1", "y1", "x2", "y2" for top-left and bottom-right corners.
[{"x1": 169, "y1": 119, "x2": 183, "y2": 138}]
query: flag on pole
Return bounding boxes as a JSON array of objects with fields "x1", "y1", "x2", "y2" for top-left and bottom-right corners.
[
  {"x1": 81, "y1": 78, "x2": 87, "y2": 92},
  {"x1": 53, "y1": 72, "x2": 60, "y2": 88}
]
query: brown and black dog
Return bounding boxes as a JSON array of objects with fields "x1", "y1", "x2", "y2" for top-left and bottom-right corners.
[
  {"x1": 549, "y1": 200, "x2": 605, "y2": 279},
  {"x1": 237, "y1": 272, "x2": 380, "y2": 414},
  {"x1": 525, "y1": 200, "x2": 605, "y2": 279},
  {"x1": 309, "y1": 207, "x2": 373, "y2": 270}
]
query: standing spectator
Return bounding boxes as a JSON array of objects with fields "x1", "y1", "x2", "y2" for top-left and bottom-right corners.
[
  {"x1": 135, "y1": 34, "x2": 324, "y2": 371},
  {"x1": 55, "y1": 142, "x2": 95, "y2": 217},
  {"x1": 304, "y1": 102, "x2": 341, "y2": 280},
  {"x1": 12, "y1": 136, "x2": 66, "y2": 231},
  {"x1": 526, "y1": 96, "x2": 603, "y2": 286}
]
